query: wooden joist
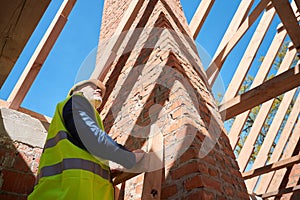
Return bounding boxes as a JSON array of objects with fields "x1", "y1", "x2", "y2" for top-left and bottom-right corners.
[
  {"x1": 228, "y1": 26, "x2": 287, "y2": 150},
  {"x1": 206, "y1": 0, "x2": 270, "y2": 85},
  {"x1": 112, "y1": 171, "x2": 141, "y2": 186},
  {"x1": 189, "y1": 0, "x2": 215, "y2": 39},
  {"x1": 245, "y1": 88, "x2": 297, "y2": 192},
  {"x1": 260, "y1": 185, "x2": 300, "y2": 199},
  {"x1": 7, "y1": 0, "x2": 76, "y2": 110},
  {"x1": 212, "y1": 0, "x2": 254, "y2": 60},
  {"x1": 243, "y1": 155, "x2": 300, "y2": 179},
  {"x1": 221, "y1": 4, "x2": 275, "y2": 103},
  {"x1": 265, "y1": 118, "x2": 300, "y2": 193},
  {"x1": 255, "y1": 93, "x2": 300, "y2": 194},
  {"x1": 235, "y1": 45, "x2": 296, "y2": 172},
  {"x1": 219, "y1": 64, "x2": 300, "y2": 120},
  {"x1": 271, "y1": 0, "x2": 300, "y2": 52}
]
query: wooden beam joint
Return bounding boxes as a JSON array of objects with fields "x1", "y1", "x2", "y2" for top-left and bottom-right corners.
[{"x1": 220, "y1": 65, "x2": 300, "y2": 120}]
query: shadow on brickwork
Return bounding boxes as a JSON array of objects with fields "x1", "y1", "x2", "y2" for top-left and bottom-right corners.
[
  {"x1": 0, "y1": 109, "x2": 45, "y2": 200},
  {"x1": 103, "y1": 47, "x2": 248, "y2": 199},
  {"x1": 97, "y1": 0, "x2": 248, "y2": 198}
]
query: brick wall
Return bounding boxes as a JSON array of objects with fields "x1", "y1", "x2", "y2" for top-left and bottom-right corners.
[
  {"x1": 0, "y1": 108, "x2": 47, "y2": 199},
  {"x1": 97, "y1": 0, "x2": 249, "y2": 199}
]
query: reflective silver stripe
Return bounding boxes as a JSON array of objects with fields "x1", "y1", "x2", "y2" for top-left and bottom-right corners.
[
  {"x1": 36, "y1": 158, "x2": 110, "y2": 184},
  {"x1": 44, "y1": 131, "x2": 69, "y2": 149}
]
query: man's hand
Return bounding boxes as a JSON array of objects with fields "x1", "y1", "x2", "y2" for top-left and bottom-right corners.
[{"x1": 110, "y1": 149, "x2": 146, "y2": 172}]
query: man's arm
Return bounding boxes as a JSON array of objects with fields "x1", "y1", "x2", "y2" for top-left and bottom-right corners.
[{"x1": 63, "y1": 95, "x2": 136, "y2": 169}]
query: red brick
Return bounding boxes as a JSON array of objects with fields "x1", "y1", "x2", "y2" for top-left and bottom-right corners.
[
  {"x1": 98, "y1": 0, "x2": 249, "y2": 199},
  {"x1": 171, "y1": 161, "x2": 199, "y2": 180},
  {"x1": 2, "y1": 169, "x2": 35, "y2": 194},
  {"x1": 171, "y1": 107, "x2": 183, "y2": 119},
  {"x1": 0, "y1": 147, "x2": 7, "y2": 162},
  {"x1": 208, "y1": 167, "x2": 218, "y2": 177},
  {"x1": 161, "y1": 184, "x2": 177, "y2": 199},
  {"x1": 221, "y1": 173, "x2": 234, "y2": 185},
  {"x1": 201, "y1": 155, "x2": 216, "y2": 166},
  {"x1": 13, "y1": 152, "x2": 31, "y2": 172},
  {"x1": 169, "y1": 100, "x2": 183, "y2": 111},
  {"x1": 223, "y1": 185, "x2": 234, "y2": 197},
  {"x1": 230, "y1": 168, "x2": 243, "y2": 178},
  {"x1": 0, "y1": 193, "x2": 27, "y2": 200},
  {"x1": 217, "y1": 196, "x2": 227, "y2": 200},
  {"x1": 223, "y1": 145, "x2": 236, "y2": 159},
  {"x1": 198, "y1": 162, "x2": 208, "y2": 175},
  {"x1": 237, "y1": 190, "x2": 250, "y2": 199},
  {"x1": 184, "y1": 190, "x2": 215, "y2": 200},
  {"x1": 200, "y1": 190, "x2": 216, "y2": 200},
  {"x1": 179, "y1": 147, "x2": 198, "y2": 163},
  {"x1": 184, "y1": 175, "x2": 204, "y2": 191},
  {"x1": 202, "y1": 176, "x2": 222, "y2": 192},
  {"x1": 167, "y1": 121, "x2": 183, "y2": 133}
]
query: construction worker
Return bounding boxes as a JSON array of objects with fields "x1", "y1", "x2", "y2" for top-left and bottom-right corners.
[{"x1": 28, "y1": 79, "x2": 145, "y2": 200}]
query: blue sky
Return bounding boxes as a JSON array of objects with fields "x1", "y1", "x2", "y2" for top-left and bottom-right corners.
[{"x1": 0, "y1": 0, "x2": 281, "y2": 117}]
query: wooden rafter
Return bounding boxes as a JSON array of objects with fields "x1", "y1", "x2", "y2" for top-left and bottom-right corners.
[
  {"x1": 219, "y1": 64, "x2": 300, "y2": 120},
  {"x1": 228, "y1": 26, "x2": 287, "y2": 149},
  {"x1": 243, "y1": 155, "x2": 300, "y2": 179},
  {"x1": 271, "y1": 0, "x2": 300, "y2": 52},
  {"x1": 236, "y1": 45, "x2": 296, "y2": 172},
  {"x1": 221, "y1": 5, "x2": 275, "y2": 103},
  {"x1": 206, "y1": 0, "x2": 270, "y2": 85},
  {"x1": 189, "y1": 0, "x2": 215, "y2": 39},
  {"x1": 7, "y1": 0, "x2": 76, "y2": 110},
  {"x1": 213, "y1": 0, "x2": 254, "y2": 61},
  {"x1": 266, "y1": 119, "x2": 300, "y2": 193},
  {"x1": 260, "y1": 185, "x2": 300, "y2": 198},
  {"x1": 255, "y1": 93, "x2": 300, "y2": 194},
  {"x1": 245, "y1": 88, "x2": 297, "y2": 192}
]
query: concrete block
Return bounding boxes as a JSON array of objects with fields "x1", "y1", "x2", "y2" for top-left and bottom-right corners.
[{"x1": 0, "y1": 108, "x2": 48, "y2": 148}]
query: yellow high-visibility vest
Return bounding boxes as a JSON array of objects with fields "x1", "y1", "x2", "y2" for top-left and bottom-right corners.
[{"x1": 28, "y1": 94, "x2": 114, "y2": 200}]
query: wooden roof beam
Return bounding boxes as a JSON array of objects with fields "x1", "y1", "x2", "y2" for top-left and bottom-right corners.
[
  {"x1": 227, "y1": 25, "x2": 287, "y2": 150},
  {"x1": 271, "y1": 0, "x2": 300, "y2": 52},
  {"x1": 254, "y1": 91, "x2": 300, "y2": 194},
  {"x1": 235, "y1": 43, "x2": 296, "y2": 173},
  {"x1": 7, "y1": 0, "x2": 76, "y2": 110},
  {"x1": 206, "y1": 0, "x2": 270, "y2": 85},
  {"x1": 221, "y1": 4, "x2": 276, "y2": 102},
  {"x1": 265, "y1": 114, "x2": 300, "y2": 193},
  {"x1": 260, "y1": 185, "x2": 300, "y2": 199},
  {"x1": 243, "y1": 154, "x2": 300, "y2": 179},
  {"x1": 213, "y1": 0, "x2": 254, "y2": 61},
  {"x1": 245, "y1": 88, "x2": 297, "y2": 192},
  {"x1": 189, "y1": 0, "x2": 215, "y2": 39},
  {"x1": 219, "y1": 63, "x2": 300, "y2": 120}
]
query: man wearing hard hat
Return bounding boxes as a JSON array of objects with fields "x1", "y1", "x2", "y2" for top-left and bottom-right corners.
[{"x1": 28, "y1": 79, "x2": 145, "y2": 200}]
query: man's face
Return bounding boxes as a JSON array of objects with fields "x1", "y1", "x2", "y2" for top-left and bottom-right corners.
[{"x1": 79, "y1": 84, "x2": 103, "y2": 109}]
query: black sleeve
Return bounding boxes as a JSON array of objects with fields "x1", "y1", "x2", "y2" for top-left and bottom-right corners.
[{"x1": 62, "y1": 95, "x2": 136, "y2": 169}]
